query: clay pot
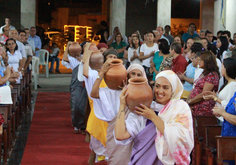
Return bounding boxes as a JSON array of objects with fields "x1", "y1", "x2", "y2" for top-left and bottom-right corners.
[
  {"x1": 68, "y1": 42, "x2": 81, "y2": 57},
  {"x1": 104, "y1": 59, "x2": 127, "y2": 90},
  {"x1": 126, "y1": 77, "x2": 153, "y2": 112},
  {"x1": 90, "y1": 50, "x2": 104, "y2": 70}
]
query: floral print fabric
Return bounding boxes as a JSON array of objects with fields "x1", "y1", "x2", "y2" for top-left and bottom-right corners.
[{"x1": 190, "y1": 72, "x2": 219, "y2": 116}]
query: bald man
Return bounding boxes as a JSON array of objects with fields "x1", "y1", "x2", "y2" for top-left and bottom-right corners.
[{"x1": 9, "y1": 29, "x2": 27, "y2": 66}]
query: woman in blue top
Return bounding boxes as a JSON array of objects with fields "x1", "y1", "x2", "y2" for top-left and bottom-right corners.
[
  {"x1": 213, "y1": 92, "x2": 236, "y2": 137},
  {"x1": 151, "y1": 39, "x2": 169, "y2": 81},
  {"x1": 212, "y1": 92, "x2": 236, "y2": 165}
]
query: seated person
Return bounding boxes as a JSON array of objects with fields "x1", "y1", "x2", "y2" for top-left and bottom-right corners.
[
  {"x1": 0, "y1": 65, "x2": 11, "y2": 87},
  {"x1": 0, "y1": 43, "x2": 19, "y2": 84},
  {"x1": 49, "y1": 43, "x2": 60, "y2": 74}
]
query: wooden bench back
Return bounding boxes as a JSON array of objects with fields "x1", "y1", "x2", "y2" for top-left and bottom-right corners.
[
  {"x1": 216, "y1": 136, "x2": 236, "y2": 164},
  {"x1": 194, "y1": 115, "x2": 218, "y2": 138},
  {"x1": 0, "y1": 105, "x2": 8, "y2": 124},
  {"x1": 205, "y1": 125, "x2": 221, "y2": 148},
  {"x1": 11, "y1": 89, "x2": 18, "y2": 107}
]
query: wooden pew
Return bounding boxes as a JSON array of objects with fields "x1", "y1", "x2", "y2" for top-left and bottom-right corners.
[
  {"x1": 193, "y1": 115, "x2": 218, "y2": 165},
  {"x1": 27, "y1": 70, "x2": 32, "y2": 110},
  {"x1": 0, "y1": 105, "x2": 9, "y2": 164},
  {"x1": 11, "y1": 88, "x2": 18, "y2": 144},
  {"x1": 216, "y1": 136, "x2": 236, "y2": 165},
  {"x1": 20, "y1": 77, "x2": 26, "y2": 116},
  {"x1": 24, "y1": 71, "x2": 30, "y2": 111},
  {"x1": 205, "y1": 125, "x2": 221, "y2": 165},
  {"x1": 12, "y1": 83, "x2": 22, "y2": 127}
]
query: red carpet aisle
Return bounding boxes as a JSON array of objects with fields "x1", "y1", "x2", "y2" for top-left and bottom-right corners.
[{"x1": 21, "y1": 92, "x2": 106, "y2": 165}]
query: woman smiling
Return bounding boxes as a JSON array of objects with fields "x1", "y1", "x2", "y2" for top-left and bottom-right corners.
[{"x1": 115, "y1": 70, "x2": 194, "y2": 165}]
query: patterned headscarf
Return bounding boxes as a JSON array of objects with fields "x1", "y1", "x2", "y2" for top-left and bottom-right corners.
[{"x1": 155, "y1": 70, "x2": 183, "y2": 100}]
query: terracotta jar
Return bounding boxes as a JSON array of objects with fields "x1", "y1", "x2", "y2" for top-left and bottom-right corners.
[
  {"x1": 90, "y1": 50, "x2": 104, "y2": 70},
  {"x1": 68, "y1": 42, "x2": 81, "y2": 57},
  {"x1": 104, "y1": 59, "x2": 127, "y2": 90},
  {"x1": 126, "y1": 77, "x2": 153, "y2": 112}
]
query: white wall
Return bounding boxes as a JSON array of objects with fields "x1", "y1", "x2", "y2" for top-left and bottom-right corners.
[
  {"x1": 157, "y1": 0, "x2": 171, "y2": 28},
  {"x1": 226, "y1": 0, "x2": 236, "y2": 35},
  {"x1": 109, "y1": 0, "x2": 126, "y2": 35},
  {"x1": 21, "y1": 0, "x2": 36, "y2": 29}
]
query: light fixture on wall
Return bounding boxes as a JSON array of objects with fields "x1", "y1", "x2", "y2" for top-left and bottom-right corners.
[{"x1": 64, "y1": 25, "x2": 92, "y2": 50}]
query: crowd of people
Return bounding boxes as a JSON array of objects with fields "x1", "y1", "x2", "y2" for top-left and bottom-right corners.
[
  {"x1": 63, "y1": 21, "x2": 236, "y2": 165},
  {"x1": 1, "y1": 15, "x2": 236, "y2": 164},
  {"x1": 0, "y1": 17, "x2": 61, "y2": 89}
]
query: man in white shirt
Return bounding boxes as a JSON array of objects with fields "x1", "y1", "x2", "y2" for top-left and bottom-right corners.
[
  {"x1": 9, "y1": 29, "x2": 27, "y2": 66},
  {"x1": 107, "y1": 27, "x2": 128, "y2": 46},
  {"x1": 0, "y1": 18, "x2": 15, "y2": 33}
]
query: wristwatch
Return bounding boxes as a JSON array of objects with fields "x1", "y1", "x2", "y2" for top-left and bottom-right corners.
[{"x1": 97, "y1": 75, "x2": 103, "y2": 80}]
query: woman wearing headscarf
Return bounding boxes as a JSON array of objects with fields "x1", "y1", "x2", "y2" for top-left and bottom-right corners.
[
  {"x1": 89, "y1": 63, "x2": 146, "y2": 165},
  {"x1": 116, "y1": 70, "x2": 194, "y2": 165}
]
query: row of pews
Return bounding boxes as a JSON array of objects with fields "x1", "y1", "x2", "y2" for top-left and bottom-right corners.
[
  {"x1": 0, "y1": 71, "x2": 32, "y2": 165},
  {"x1": 193, "y1": 115, "x2": 236, "y2": 165}
]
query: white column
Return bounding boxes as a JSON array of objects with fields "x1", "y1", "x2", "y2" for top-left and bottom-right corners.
[
  {"x1": 157, "y1": 0, "x2": 171, "y2": 28},
  {"x1": 225, "y1": 0, "x2": 236, "y2": 35},
  {"x1": 110, "y1": 0, "x2": 126, "y2": 35},
  {"x1": 214, "y1": 0, "x2": 225, "y2": 35},
  {"x1": 21, "y1": 0, "x2": 36, "y2": 29}
]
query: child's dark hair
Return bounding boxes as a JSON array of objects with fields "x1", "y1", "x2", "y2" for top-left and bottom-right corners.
[{"x1": 52, "y1": 43, "x2": 57, "y2": 47}]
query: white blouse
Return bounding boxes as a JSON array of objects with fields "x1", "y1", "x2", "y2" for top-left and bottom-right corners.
[
  {"x1": 127, "y1": 47, "x2": 142, "y2": 65},
  {"x1": 140, "y1": 43, "x2": 159, "y2": 67},
  {"x1": 218, "y1": 81, "x2": 236, "y2": 108},
  {"x1": 7, "y1": 50, "x2": 22, "y2": 72}
]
